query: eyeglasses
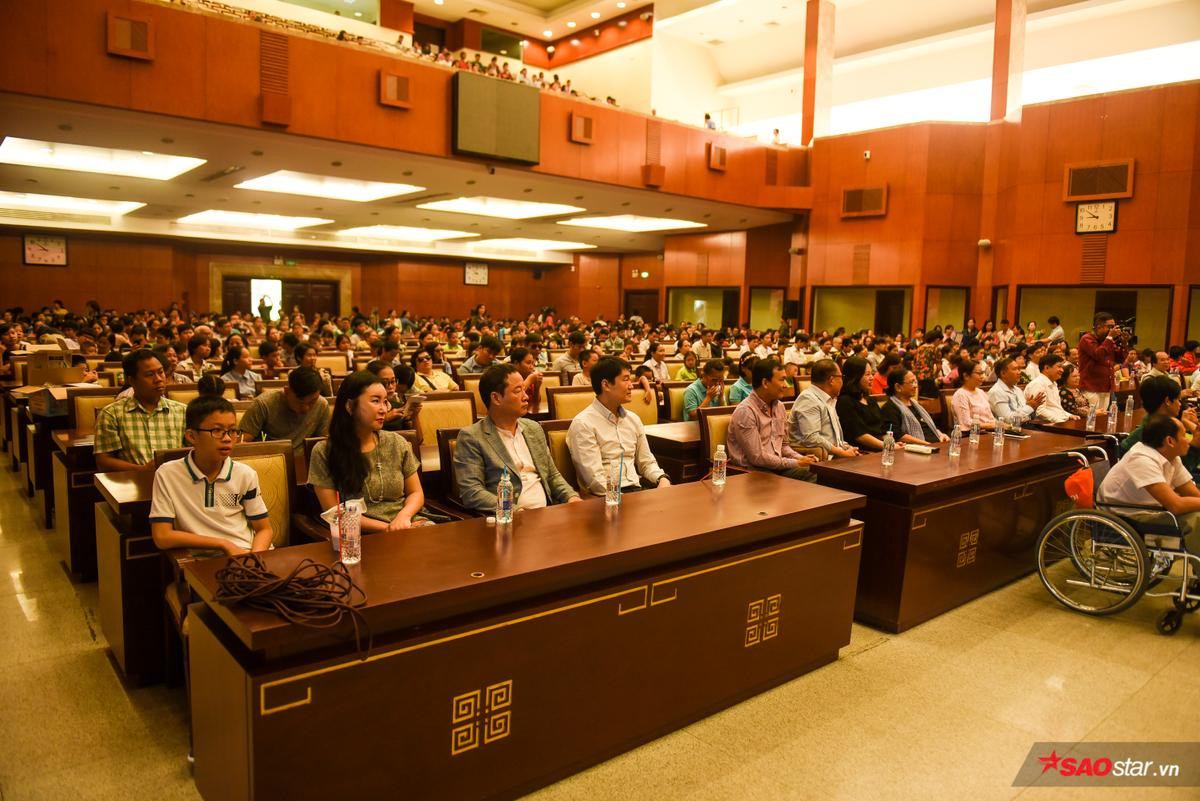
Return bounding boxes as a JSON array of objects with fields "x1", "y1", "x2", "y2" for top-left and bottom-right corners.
[
  {"x1": 416, "y1": 355, "x2": 432, "y2": 362},
  {"x1": 193, "y1": 427, "x2": 239, "y2": 440},
  {"x1": 381, "y1": 378, "x2": 397, "y2": 386}
]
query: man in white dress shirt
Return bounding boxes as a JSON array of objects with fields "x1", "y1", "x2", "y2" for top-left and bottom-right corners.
[
  {"x1": 988, "y1": 356, "x2": 1043, "y2": 425},
  {"x1": 787, "y1": 359, "x2": 859, "y2": 458},
  {"x1": 1024, "y1": 354, "x2": 1076, "y2": 423}
]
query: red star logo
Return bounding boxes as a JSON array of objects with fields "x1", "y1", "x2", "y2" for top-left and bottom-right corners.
[{"x1": 1038, "y1": 750, "x2": 1062, "y2": 774}]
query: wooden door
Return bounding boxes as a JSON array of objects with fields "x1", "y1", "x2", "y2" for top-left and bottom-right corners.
[{"x1": 221, "y1": 277, "x2": 252, "y2": 317}]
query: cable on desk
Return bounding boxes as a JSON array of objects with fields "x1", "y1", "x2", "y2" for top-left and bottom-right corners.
[{"x1": 214, "y1": 554, "x2": 373, "y2": 659}]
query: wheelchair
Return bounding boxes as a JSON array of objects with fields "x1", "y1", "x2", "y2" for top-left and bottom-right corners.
[{"x1": 1036, "y1": 444, "x2": 1200, "y2": 635}]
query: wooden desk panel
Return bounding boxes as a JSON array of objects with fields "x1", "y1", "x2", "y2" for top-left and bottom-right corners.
[
  {"x1": 1029, "y1": 408, "x2": 1144, "y2": 439},
  {"x1": 51, "y1": 429, "x2": 100, "y2": 578},
  {"x1": 186, "y1": 474, "x2": 865, "y2": 801},
  {"x1": 645, "y1": 421, "x2": 703, "y2": 484},
  {"x1": 812, "y1": 431, "x2": 1085, "y2": 632}
]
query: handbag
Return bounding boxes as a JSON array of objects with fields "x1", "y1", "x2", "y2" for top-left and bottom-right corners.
[{"x1": 1064, "y1": 464, "x2": 1094, "y2": 509}]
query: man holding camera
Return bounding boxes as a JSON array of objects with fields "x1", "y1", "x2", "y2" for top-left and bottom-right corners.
[{"x1": 1078, "y1": 311, "x2": 1124, "y2": 411}]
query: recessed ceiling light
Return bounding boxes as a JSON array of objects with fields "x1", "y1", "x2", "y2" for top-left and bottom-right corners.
[
  {"x1": 591, "y1": 11, "x2": 601, "y2": 18},
  {"x1": 470, "y1": 238, "x2": 595, "y2": 252},
  {"x1": 558, "y1": 214, "x2": 706, "y2": 232},
  {"x1": 354, "y1": 11, "x2": 362, "y2": 16},
  {"x1": 417, "y1": 196, "x2": 585, "y2": 219},
  {"x1": 618, "y1": 19, "x2": 627, "y2": 27},
  {"x1": 234, "y1": 170, "x2": 424, "y2": 202},
  {"x1": 520, "y1": 40, "x2": 528, "y2": 47},
  {"x1": 543, "y1": 29, "x2": 553, "y2": 36},
  {"x1": 547, "y1": 45, "x2": 555, "y2": 52},
  {"x1": 338, "y1": 225, "x2": 478, "y2": 243},
  {"x1": 175, "y1": 210, "x2": 333, "y2": 230},
  {"x1": 0, "y1": 137, "x2": 205, "y2": 180},
  {"x1": 566, "y1": 20, "x2": 576, "y2": 28},
  {"x1": 571, "y1": 38, "x2": 581, "y2": 45},
  {"x1": 0, "y1": 190, "x2": 144, "y2": 216},
  {"x1": 617, "y1": 1, "x2": 626, "y2": 7}
]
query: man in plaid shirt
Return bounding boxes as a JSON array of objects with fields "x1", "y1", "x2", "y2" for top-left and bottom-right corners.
[{"x1": 94, "y1": 349, "x2": 187, "y2": 472}]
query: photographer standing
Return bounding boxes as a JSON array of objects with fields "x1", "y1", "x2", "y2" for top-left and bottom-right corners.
[{"x1": 1078, "y1": 311, "x2": 1123, "y2": 411}]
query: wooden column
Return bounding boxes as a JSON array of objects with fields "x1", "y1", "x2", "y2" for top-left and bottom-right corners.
[
  {"x1": 990, "y1": 0, "x2": 1026, "y2": 122},
  {"x1": 801, "y1": 0, "x2": 834, "y2": 147}
]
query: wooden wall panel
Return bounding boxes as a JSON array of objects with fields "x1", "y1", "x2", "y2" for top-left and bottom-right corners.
[
  {"x1": 203, "y1": 16, "x2": 260, "y2": 126},
  {"x1": 0, "y1": 0, "x2": 49, "y2": 96},
  {"x1": 45, "y1": 0, "x2": 133, "y2": 108},
  {"x1": 575, "y1": 254, "x2": 622, "y2": 322},
  {"x1": 130, "y1": 2, "x2": 207, "y2": 119}
]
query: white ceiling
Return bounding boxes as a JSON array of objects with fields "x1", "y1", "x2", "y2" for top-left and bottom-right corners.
[{"x1": 0, "y1": 93, "x2": 789, "y2": 262}]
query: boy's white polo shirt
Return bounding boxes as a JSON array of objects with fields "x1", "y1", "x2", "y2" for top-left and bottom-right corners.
[{"x1": 149, "y1": 453, "x2": 270, "y2": 550}]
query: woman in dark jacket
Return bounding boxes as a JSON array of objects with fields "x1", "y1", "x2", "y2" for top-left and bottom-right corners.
[{"x1": 835, "y1": 357, "x2": 890, "y2": 451}]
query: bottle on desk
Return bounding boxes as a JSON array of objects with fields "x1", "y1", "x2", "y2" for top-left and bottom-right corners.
[
  {"x1": 604, "y1": 460, "x2": 623, "y2": 506},
  {"x1": 496, "y1": 467, "x2": 514, "y2": 524},
  {"x1": 969, "y1": 418, "x2": 981, "y2": 446},
  {"x1": 1106, "y1": 402, "x2": 1119, "y2": 433},
  {"x1": 1124, "y1": 395, "x2": 1135, "y2": 420},
  {"x1": 994, "y1": 418, "x2": 1005, "y2": 449},
  {"x1": 1086, "y1": 406, "x2": 1097, "y2": 430},
  {"x1": 711, "y1": 444, "x2": 728, "y2": 486},
  {"x1": 948, "y1": 426, "x2": 962, "y2": 457},
  {"x1": 881, "y1": 427, "x2": 895, "y2": 467}
]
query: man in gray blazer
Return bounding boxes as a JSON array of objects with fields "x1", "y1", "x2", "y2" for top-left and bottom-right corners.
[{"x1": 455, "y1": 364, "x2": 581, "y2": 514}]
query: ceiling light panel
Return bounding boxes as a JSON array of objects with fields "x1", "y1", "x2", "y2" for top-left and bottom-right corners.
[
  {"x1": 0, "y1": 137, "x2": 205, "y2": 180},
  {"x1": 0, "y1": 190, "x2": 145, "y2": 216},
  {"x1": 176, "y1": 210, "x2": 333, "y2": 230},
  {"x1": 557, "y1": 214, "x2": 706, "y2": 232},
  {"x1": 234, "y1": 170, "x2": 424, "y2": 202},
  {"x1": 470, "y1": 238, "x2": 595, "y2": 251},
  {"x1": 417, "y1": 196, "x2": 585, "y2": 219},
  {"x1": 338, "y1": 225, "x2": 478, "y2": 242}
]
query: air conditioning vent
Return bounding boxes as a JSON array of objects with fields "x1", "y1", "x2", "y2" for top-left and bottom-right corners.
[
  {"x1": 0, "y1": 209, "x2": 111, "y2": 225},
  {"x1": 841, "y1": 186, "x2": 888, "y2": 218},
  {"x1": 1064, "y1": 159, "x2": 1134, "y2": 201},
  {"x1": 1080, "y1": 235, "x2": 1107, "y2": 283}
]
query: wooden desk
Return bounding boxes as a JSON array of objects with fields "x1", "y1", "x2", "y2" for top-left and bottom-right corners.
[
  {"x1": 645, "y1": 421, "x2": 704, "y2": 483},
  {"x1": 93, "y1": 469, "x2": 163, "y2": 684},
  {"x1": 51, "y1": 429, "x2": 102, "y2": 579},
  {"x1": 811, "y1": 431, "x2": 1086, "y2": 633},
  {"x1": 1029, "y1": 408, "x2": 1144, "y2": 439},
  {"x1": 185, "y1": 474, "x2": 866, "y2": 801},
  {"x1": 27, "y1": 407, "x2": 71, "y2": 528}
]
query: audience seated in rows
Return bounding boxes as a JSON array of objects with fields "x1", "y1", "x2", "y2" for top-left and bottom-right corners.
[{"x1": 726, "y1": 358, "x2": 817, "y2": 481}]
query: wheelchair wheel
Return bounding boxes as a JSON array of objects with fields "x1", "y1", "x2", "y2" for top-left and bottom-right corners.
[
  {"x1": 1037, "y1": 511, "x2": 1149, "y2": 616},
  {"x1": 1157, "y1": 609, "x2": 1183, "y2": 635}
]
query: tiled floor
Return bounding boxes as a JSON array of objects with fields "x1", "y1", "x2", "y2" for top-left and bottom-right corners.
[{"x1": 0, "y1": 459, "x2": 1196, "y2": 801}]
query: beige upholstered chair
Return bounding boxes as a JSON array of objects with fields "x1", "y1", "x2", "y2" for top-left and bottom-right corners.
[
  {"x1": 662, "y1": 381, "x2": 692, "y2": 422},
  {"x1": 539, "y1": 420, "x2": 580, "y2": 491},
  {"x1": 546, "y1": 386, "x2": 595, "y2": 419},
  {"x1": 460, "y1": 375, "x2": 484, "y2": 416},
  {"x1": 165, "y1": 383, "x2": 236, "y2": 403},
  {"x1": 697, "y1": 406, "x2": 738, "y2": 467},
  {"x1": 622, "y1": 395, "x2": 659, "y2": 426},
  {"x1": 66, "y1": 387, "x2": 120, "y2": 435},
  {"x1": 415, "y1": 391, "x2": 477, "y2": 446},
  {"x1": 313, "y1": 353, "x2": 350, "y2": 374}
]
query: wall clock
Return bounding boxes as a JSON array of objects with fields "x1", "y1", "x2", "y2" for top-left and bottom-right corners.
[
  {"x1": 23, "y1": 234, "x2": 68, "y2": 266},
  {"x1": 1075, "y1": 201, "x2": 1116, "y2": 234},
  {"x1": 464, "y1": 262, "x2": 489, "y2": 286}
]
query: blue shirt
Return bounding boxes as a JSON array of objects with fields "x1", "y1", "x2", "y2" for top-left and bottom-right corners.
[
  {"x1": 728, "y1": 377, "x2": 753, "y2": 405},
  {"x1": 683, "y1": 378, "x2": 726, "y2": 420}
]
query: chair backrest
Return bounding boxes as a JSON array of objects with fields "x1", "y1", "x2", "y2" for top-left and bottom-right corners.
[
  {"x1": 460, "y1": 374, "x2": 484, "y2": 416},
  {"x1": 669, "y1": 363, "x2": 692, "y2": 380},
  {"x1": 938, "y1": 388, "x2": 957, "y2": 430},
  {"x1": 547, "y1": 385, "x2": 596, "y2": 419},
  {"x1": 539, "y1": 419, "x2": 580, "y2": 492},
  {"x1": 313, "y1": 354, "x2": 350, "y2": 374},
  {"x1": 231, "y1": 400, "x2": 253, "y2": 426},
  {"x1": 697, "y1": 405, "x2": 738, "y2": 466},
  {"x1": 436, "y1": 427, "x2": 464, "y2": 506},
  {"x1": 622, "y1": 395, "x2": 659, "y2": 426},
  {"x1": 255, "y1": 379, "x2": 288, "y2": 396},
  {"x1": 153, "y1": 440, "x2": 296, "y2": 546},
  {"x1": 663, "y1": 381, "x2": 692, "y2": 422},
  {"x1": 165, "y1": 383, "x2": 236, "y2": 403},
  {"x1": 67, "y1": 386, "x2": 120, "y2": 434},
  {"x1": 416, "y1": 391, "x2": 477, "y2": 446},
  {"x1": 538, "y1": 371, "x2": 563, "y2": 404}
]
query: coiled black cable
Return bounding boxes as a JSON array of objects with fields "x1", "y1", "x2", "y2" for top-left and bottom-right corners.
[{"x1": 214, "y1": 554, "x2": 372, "y2": 659}]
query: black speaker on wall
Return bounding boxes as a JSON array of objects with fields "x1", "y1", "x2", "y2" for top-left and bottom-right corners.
[{"x1": 783, "y1": 299, "x2": 800, "y2": 319}]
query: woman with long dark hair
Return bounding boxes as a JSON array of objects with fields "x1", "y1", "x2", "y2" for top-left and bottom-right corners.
[
  {"x1": 307, "y1": 370, "x2": 427, "y2": 532},
  {"x1": 835, "y1": 357, "x2": 892, "y2": 451}
]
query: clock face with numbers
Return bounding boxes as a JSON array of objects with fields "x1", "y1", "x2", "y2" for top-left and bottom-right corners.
[
  {"x1": 1075, "y1": 201, "x2": 1116, "y2": 234},
  {"x1": 464, "y1": 262, "x2": 489, "y2": 286},
  {"x1": 23, "y1": 234, "x2": 68, "y2": 265}
]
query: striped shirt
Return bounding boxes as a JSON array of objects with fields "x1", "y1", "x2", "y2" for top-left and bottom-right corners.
[{"x1": 93, "y1": 395, "x2": 187, "y2": 465}]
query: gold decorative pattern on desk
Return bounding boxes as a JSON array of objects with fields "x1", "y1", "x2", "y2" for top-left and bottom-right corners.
[
  {"x1": 744, "y1": 593, "x2": 782, "y2": 647},
  {"x1": 956, "y1": 529, "x2": 980, "y2": 568},
  {"x1": 451, "y1": 679, "x2": 513, "y2": 756}
]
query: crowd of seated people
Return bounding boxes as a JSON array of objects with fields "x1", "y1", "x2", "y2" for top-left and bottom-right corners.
[{"x1": 4, "y1": 298, "x2": 1195, "y2": 548}]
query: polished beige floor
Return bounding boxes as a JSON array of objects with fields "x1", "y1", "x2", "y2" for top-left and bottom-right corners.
[{"x1": 0, "y1": 460, "x2": 1196, "y2": 801}]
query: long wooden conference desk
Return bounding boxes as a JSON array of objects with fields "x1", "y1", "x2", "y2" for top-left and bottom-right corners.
[
  {"x1": 183, "y1": 473, "x2": 865, "y2": 801},
  {"x1": 811, "y1": 431, "x2": 1086, "y2": 633}
]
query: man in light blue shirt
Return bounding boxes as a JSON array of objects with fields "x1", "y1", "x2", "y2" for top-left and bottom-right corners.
[
  {"x1": 683, "y1": 359, "x2": 727, "y2": 420},
  {"x1": 988, "y1": 356, "x2": 1044, "y2": 424}
]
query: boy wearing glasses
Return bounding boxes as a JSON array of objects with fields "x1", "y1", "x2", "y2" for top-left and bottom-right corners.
[{"x1": 149, "y1": 396, "x2": 273, "y2": 555}]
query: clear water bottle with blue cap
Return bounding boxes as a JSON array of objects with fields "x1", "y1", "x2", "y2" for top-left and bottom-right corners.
[
  {"x1": 881, "y1": 427, "x2": 895, "y2": 467},
  {"x1": 496, "y1": 467, "x2": 514, "y2": 524}
]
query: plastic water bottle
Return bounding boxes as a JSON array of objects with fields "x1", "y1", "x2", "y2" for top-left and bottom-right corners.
[
  {"x1": 948, "y1": 426, "x2": 962, "y2": 457},
  {"x1": 880, "y1": 427, "x2": 895, "y2": 467},
  {"x1": 969, "y1": 418, "x2": 980, "y2": 446},
  {"x1": 993, "y1": 419, "x2": 1005, "y2": 449},
  {"x1": 1124, "y1": 395, "x2": 1135, "y2": 420},
  {"x1": 1010, "y1": 413, "x2": 1022, "y2": 435},
  {"x1": 712, "y1": 444, "x2": 728, "y2": 486},
  {"x1": 338, "y1": 499, "x2": 363, "y2": 565},
  {"x1": 1107, "y1": 402, "x2": 1118, "y2": 433},
  {"x1": 1086, "y1": 406, "x2": 1097, "y2": 430},
  {"x1": 496, "y1": 467, "x2": 514, "y2": 524}
]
